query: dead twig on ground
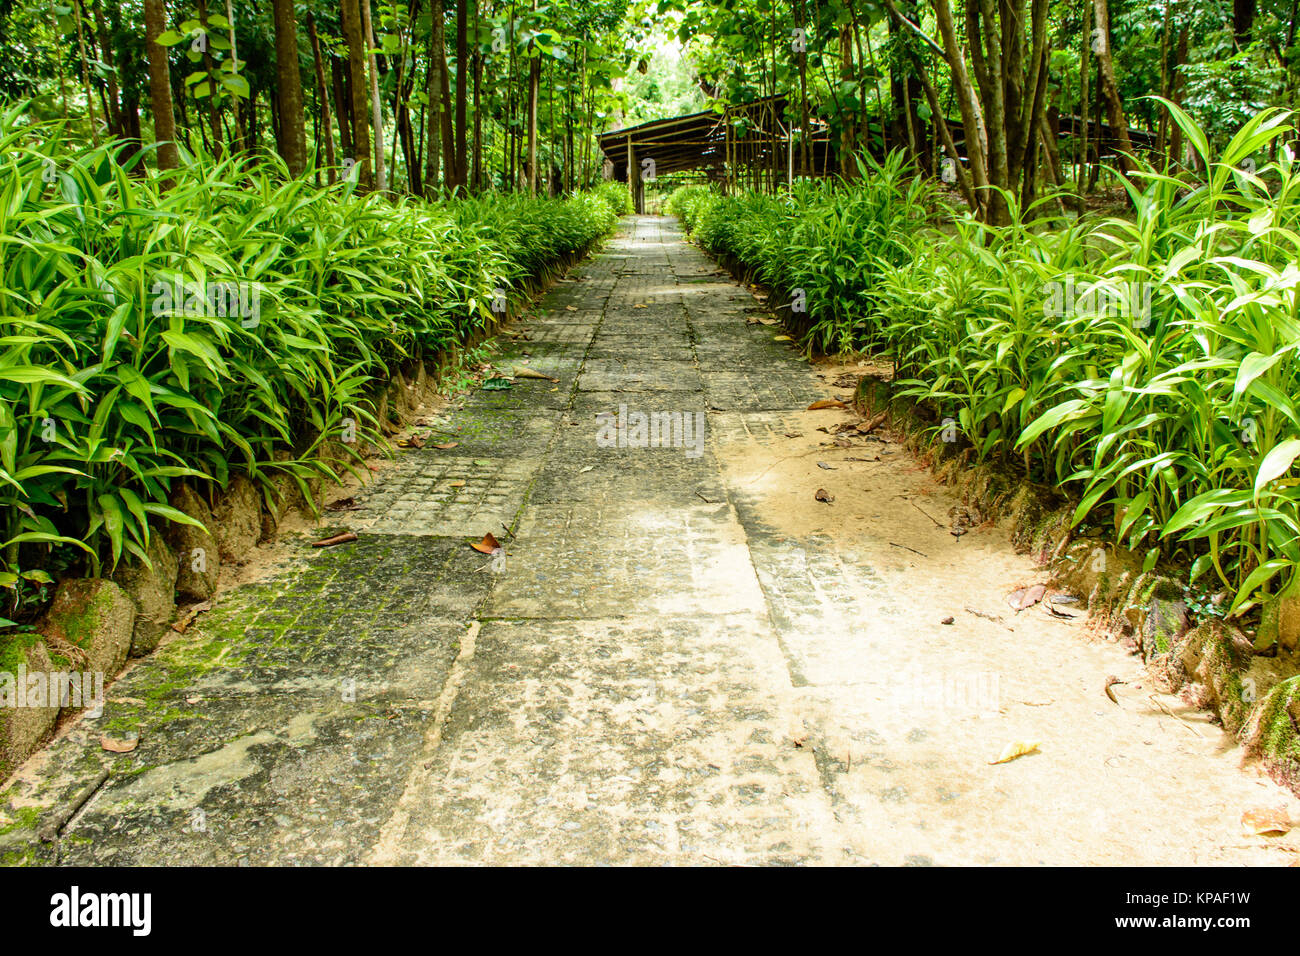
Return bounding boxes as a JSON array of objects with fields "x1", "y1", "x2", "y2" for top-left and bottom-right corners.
[
  {"x1": 889, "y1": 541, "x2": 928, "y2": 557},
  {"x1": 1148, "y1": 694, "x2": 1203, "y2": 736}
]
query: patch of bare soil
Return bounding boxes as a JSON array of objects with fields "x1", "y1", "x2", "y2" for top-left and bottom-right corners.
[{"x1": 713, "y1": 360, "x2": 1300, "y2": 866}]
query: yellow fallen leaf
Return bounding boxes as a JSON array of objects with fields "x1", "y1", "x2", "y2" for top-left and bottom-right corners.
[
  {"x1": 101, "y1": 734, "x2": 139, "y2": 754},
  {"x1": 989, "y1": 740, "x2": 1040, "y2": 764},
  {"x1": 513, "y1": 366, "x2": 558, "y2": 382},
  {"x1": 774, "y1": 335, "x2": 793, "y2": 341},
  {"x1": 1241, "y1": 806, "x2": 1293, "y2": 836}
]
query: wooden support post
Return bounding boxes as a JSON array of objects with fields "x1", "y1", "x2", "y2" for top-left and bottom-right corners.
[{"x1": 628, "y1": 133, "x2": 643, "y2": 214}]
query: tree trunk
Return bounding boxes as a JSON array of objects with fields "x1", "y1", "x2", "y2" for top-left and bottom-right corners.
[
  {"x1": 838, "y1": 25, "x2": 855, "y2": 176},
  {"x1": 795, "y1": 0, "x2": 811, "y2": 176},
  {"x1": 932, "y1": 0, "x2": 991, "y2": 217},
  {"x1": 1234, "y1": 0, "x2": 1257, "y2": 49},
  {"x1": 527, "y1": 17, "x2": 539, "y2": 196},
  {"x1": 196, "y1": 0, "x2": 223, "y2": 159},
  {"x1": 362, "y1": 0, "x2": 387, "y2": 192},
  {"x1": 341, "y1": 0, "x2": 372, "y2": 189},
  {"x1": 455, "y1": 0, "x2": 470, "y2": 189},
  {"x1": 1078, "y1": 0, "x2": 1090, "y2": 207},
  {"x1": 143, "y1": 0, "x2": 179, "y2": 180},
  {"x1": 332, "y1": 52, "x2": 353, "y2": 157},
  {"x1": 224, "y1": 0, "x2": 245, "y2": 150},
  {"x1": 425, "y1": 0, "x2": 446, "y2": 195},
  {"x1": 72, "y1": 0, "x2": 99, "y2": 144},
  {"x1": 307, "y1": 12, "x2": 337, "y2": 182},
  {"x1": 272, "y1": 0, "x2": 307, "y2": 176},
  {"x1": 91, "y1": 0, "x2": 120, "y2": 137},
  {"x1": 1168, "y1": 22, "x2": 1189, "y2": 165},
  {"x1": 1093, "y1": 0, "x2": 1137, "y2": 175},
  {"x1": 472, "y1": 36, "x2": 483, "y2": 191}
]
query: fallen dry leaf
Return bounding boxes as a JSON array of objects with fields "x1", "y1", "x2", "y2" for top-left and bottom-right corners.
[
  {"x1": 430, "y1": 441, "x2": 459, "y2": 450},
  {"x1": 513, "y1": 366, "x2": 558, "y2": 382},
  {"x1": 170, "y1": 600, "x2": 212, "y2": 634},
  {"x1": 101, "y1": 734, "x2": 139, "y2": 754},
  {"x1": 989, "y1": 740, "x2": 1040, "y2": 765},
  {"x1": 1241, "y1": 806, "x2": 1294, "y2": 836},
  {"x1": 566, "y1": 305, "x2": 578, "y2": 311},
  {"x1": 808, "y1": 399, "x2": 848, "y2": 410},
  {"x1": 312, "y1": 531, "x2": 358, "y2": 548},
  {"x1": 470, "y1": 532, "x2": 502, "y2": 555},
  {"x1": 814, "y1": 488, "x2": 835, "y2": 503},
  {"x1": 1104, "y1": 675, "x2": 1127, "y2": 704},
  {"x1": 1007, "y1": 584, "x2": 1047, "y2": 611},
  {"x1": 857, "y1": 411, "x2": 888, "y2": 433},
  {"x1": 774, "y1": 334, "x2": 793, "y2": 341}
]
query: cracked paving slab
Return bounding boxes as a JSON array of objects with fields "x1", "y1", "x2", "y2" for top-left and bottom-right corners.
[{"x1": 4, "y1": 216, "x2": 1298, "y2": 867}]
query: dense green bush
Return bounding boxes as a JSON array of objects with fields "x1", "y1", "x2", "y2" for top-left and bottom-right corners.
[
  {"x1": 682, "y1": 154, "x2": 936, "y2": 353},
  {"x1": 680, "y1": 107, "x2": 1300, "y2": 627},
  {"x1": 664, "y1": 184, "x2": 715, "y2": 231},
  {"x1": 592, "y1": 179, "x2": 634, "y2": 218},
  {"x1": 0, "y1": 107, "x2": 615, "y2": 587}
]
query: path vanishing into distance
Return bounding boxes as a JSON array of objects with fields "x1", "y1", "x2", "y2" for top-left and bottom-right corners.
[{"x1": 6, "y1": 217, "x2": 1298, "y2": 866}]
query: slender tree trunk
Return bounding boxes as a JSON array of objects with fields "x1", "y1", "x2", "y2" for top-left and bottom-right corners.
[
  {"x1": 795, "y1": 0, "x2": 811, "y2": 176},
  {"x1": 527, "y1": 11, "x2": 539, "y2": 196},
  {"x1": 932, "y1": 0, "x2": 991, "y2": 217},
  {"x1": 440, "y1": 14, "x2": 455, "y2": 191},
  {"x1": 472, "y1": 37, "x2": 483, "y2": 191},
  {"x1": 307, "y1": 12, "x2": 337, "y2": 182},
  {"x1": 332, "y1": 53, "x2": 353, "y2": 157},
  {"x1": 425, "y1": 0, "x2": 445, "y2": 195},
  {"x1": 1078, "y1": 0, "x2": 1090, "y2": 206},
  {"x1": 1168, "y1": 22, "x2": 1190, "y2": 164},
  {"x1": 885, "y1": 0, "x2": 977, "y2": 206},
  {"x1": 272, "y1": 0, "x2": 307, "y2": 175},
  {"x1": 341, "y1": 0, "x2": 373, "y2": 188},
  {"x1": 362, "y1": 0, "x2": 387, "y2": 191},
  {"x1": 1234, "y1": 0, "x2": 1257, "y2": 49},
  {"x1": 455, "y1": 0, "x2": 470, "y2": 188},
  {"x1": 143, "y1": 0, "x2": 179, "y2": 180},
  {"x1": 838, "y1": 25, "x2": 855, "y2": 176},
  {"x1": 224, "y1": 0, "x2": 245, "y2": 150},
  {"x1": 196, "y1": 0, "x2": 223, "y2": 158},
  {"x1": 1093, "y1": 0, "x2": 1137, "y2": 175},
  {"x1": 91, "y1": 0, "x2": 120, "y2": 137},
  {"x1": 72, "y1": 0, "x2": 99, "y2": 144}
]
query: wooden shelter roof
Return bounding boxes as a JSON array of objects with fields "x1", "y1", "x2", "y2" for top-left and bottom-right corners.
[{"x1": 597, "y1": 107, "x2": 729, "y2": 178}]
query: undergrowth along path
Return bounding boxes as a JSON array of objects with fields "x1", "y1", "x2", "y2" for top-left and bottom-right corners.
[{"x1": 4, "y1": 217, "x2": 1296, "y2": 866}]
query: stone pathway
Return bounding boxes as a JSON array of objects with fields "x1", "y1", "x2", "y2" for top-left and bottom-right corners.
[{"x1": 4, "y1": 217, "x2": 1298, "y2": 866}]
